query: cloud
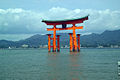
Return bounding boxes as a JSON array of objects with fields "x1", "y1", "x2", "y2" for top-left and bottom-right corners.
[
  {"x1": 0, "y1": 7, "x2": 120, "y2": 35},
  {"x1": 46, "y1": 7, "x2": 120, "y2": 33},
  {"x1": 0, "y1": 8, "x2": 46, "y2": 34}
]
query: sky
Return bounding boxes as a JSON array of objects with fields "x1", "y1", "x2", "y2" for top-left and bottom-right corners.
[{"x1": 0, "y1": 0, "x2": 120, "y2": 41}]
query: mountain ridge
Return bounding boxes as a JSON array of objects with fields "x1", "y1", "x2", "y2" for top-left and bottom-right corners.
[{"x1": 0, "y1": 29, "x2": 120, "y2": 48}]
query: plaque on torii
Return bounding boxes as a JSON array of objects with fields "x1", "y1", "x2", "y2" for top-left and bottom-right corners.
[{"x1": 42, "y1": 15, "x2": 88, "y2": 52}]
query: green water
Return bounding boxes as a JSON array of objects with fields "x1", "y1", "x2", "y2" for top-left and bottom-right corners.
[{"x1": 0, "y1": 48, "x2": 120, "y2": 80}]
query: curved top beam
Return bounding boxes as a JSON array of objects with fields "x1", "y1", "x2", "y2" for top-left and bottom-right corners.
[{"x1": 42, "y1": 15, "x2": 89, "y2": 25}]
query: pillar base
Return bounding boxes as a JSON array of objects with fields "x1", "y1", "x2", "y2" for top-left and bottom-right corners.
[
  {"x1": 73, "y1": 48, "x2": 75, "y2": 52},
  {"x1": 77, "y1": 49, "x2": 80, "y2": 52},
  {"x1": 52, "y1": 50, "x2": 56, "y2": 52},
  {"x1": 70, "y1": 50, "x2": 73, "y2": 52},
  {"x1": 48, "y1": 51, "x2": 51, "y2": 52},
  {"x1": 57, "y1": 49, "x2": 60, "y2": 52}
]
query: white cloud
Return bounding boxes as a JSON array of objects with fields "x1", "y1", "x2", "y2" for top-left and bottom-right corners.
[
  {"x1": 0, "y1": 8, "x2": 24, "y2": 14},
  {"x1": 74, "y1": 9, "x2": 81, "y2": 14},
  {"x1": 0, "y1": 8, "x2": 46, "y2": 34},
  {"x1": 0, "y1": 7, "x2": 120, "y2": 35}
]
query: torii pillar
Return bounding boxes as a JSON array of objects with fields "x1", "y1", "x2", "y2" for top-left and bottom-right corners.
[
  {"x1": 57, "y1": 35, "x2": 60, "y2": 52},
  {"x1": 69, "y1": 33, "x2": 73, "y2": 52},
  {"x1": 53, "y1": 25, "x2": 56, "y2": 52},
  {"x1": 72, "y1": 24, "x2": 77, "y2": 51},
  {"x1": 77, "y1": 34, "x2": 81, "y2": 51},
  {"x1": 47, "y1": 34, "x2": 51, "y2": 52}
]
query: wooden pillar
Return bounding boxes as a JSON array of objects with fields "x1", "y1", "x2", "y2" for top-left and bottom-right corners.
[
  {"x1": 77, "y1": 34, "x2": 80, "y2": 52},
  {"x1": 72, "y1": 24, "x2": 77, "y2": 52},
  {"x1": 69, "y1": 33, "x2": 73, "y2": 52},
  {"x1": 57, "y1": 35, "x2": 60, "y2": 52},
  {"x1": 53, "y1": 25, "x2": 56, "y2": 52},
  {"x1": 47, "y1": 34, "x2": 51, "y2": 52}
]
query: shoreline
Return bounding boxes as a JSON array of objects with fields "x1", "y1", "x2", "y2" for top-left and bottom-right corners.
[{"x1": 0, "y1": 47, "x2": 120, "y2": 50}]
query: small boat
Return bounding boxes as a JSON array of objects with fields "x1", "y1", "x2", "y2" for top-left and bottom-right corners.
[
  {"x1": 8, "y1": 47, "x2": 12, "y2": 49},
  {"x1": 118, "y1": 61, "x2": 120, "y2": 76},
  {"x1": 119, "y1": 73, "x2": 120, "y2": 76}
]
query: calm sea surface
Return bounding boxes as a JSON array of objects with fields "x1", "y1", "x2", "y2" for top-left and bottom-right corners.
[{"x1": 0, "y1": 48, "x2": 120, "y2": 80}]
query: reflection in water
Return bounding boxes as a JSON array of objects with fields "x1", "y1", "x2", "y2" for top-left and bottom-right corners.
[
  {"x1": 47, "y1": 52, "x2": 59, "y2": 80},
  {"x1": 69, "y1": 52, "x2": 80, "y2": 80},
  {"x1": 47, "y1": 52, "x2": 86, "y2": 80},
  {"x1": 69, "y1": 52, "x2": 86, "y2": 80}
]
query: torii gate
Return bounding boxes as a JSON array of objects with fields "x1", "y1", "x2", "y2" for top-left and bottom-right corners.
[{"x1": 42, "y1": 15, "x2": 88, "y2": 52}]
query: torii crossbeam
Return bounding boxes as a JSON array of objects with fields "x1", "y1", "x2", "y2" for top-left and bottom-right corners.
[{"x1": 42, "y1": 15, "x2": 89, "y2": 52}]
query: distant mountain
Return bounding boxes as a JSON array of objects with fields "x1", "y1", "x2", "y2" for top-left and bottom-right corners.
[
  {"x1": 0, "y1": 29, "x2": 120, "y2": 48},
  {"x1": 15, "y1": 34, "x2": 48, "y2": 47},
  {"x1": 16, "y1": 33, "x2": 70, "y2": 47},
  {"x1": 0, "y1": 40, "x2": 16, "y2": 48},
  {"x1": 81, "y1": 29, "x2": 120, "y2": 47}
]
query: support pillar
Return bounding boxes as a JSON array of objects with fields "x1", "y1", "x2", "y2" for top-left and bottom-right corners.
[
  {"x1": 57, "y1": 35, "x2": 60, "y2": 52},
  {"x1": 77, "y1": 34, "x2": 80, "y2": 52},
  {"x1": 69, "y1": 33, "x2": 73, "y2": 52},
  {"x1": 53, "y1": 25, "x2": 56, "y2": 52},
  {"x1": 47, "y1": 34, "x2": 51, "y2": 52},
  {"x1": 72, "y1": 24, "x2": 77, "y2": 52}
]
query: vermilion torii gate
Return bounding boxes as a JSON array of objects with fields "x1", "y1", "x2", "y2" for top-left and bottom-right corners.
[{"x1": 42, "y1": 15, "x2": 88, "y2": 52}]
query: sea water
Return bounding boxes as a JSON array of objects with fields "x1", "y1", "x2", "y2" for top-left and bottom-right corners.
[{"x1": 0, "y1": 48, "x2": 120, "y2": 80}]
